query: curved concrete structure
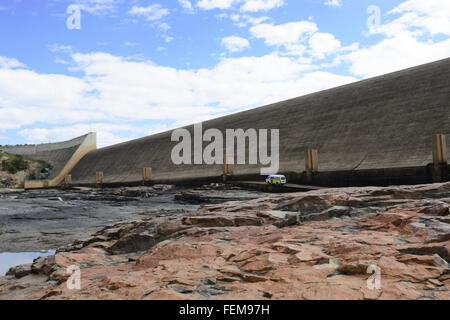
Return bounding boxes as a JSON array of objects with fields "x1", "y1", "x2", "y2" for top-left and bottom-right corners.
[
  {"x1": 1, "y1": 133, "x2": 97, "y2": 188},
  {"x1": 66, "y1": 58, "x2": 449, "y2": 186}
]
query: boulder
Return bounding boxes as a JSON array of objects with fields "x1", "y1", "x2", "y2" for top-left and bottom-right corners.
[
  {"x1": 106, "y1": 233, "x2": 158, "y2": 255},
  {"x1": 6, "y1": 263, "x2": 32, "y2": 279}
]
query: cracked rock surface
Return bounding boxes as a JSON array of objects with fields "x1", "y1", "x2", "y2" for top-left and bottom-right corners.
[
  {"x1": 0, "y1": 182, "x2": 449, "y2": 300},
  {"x1": 0, "y1": 184, "x2": 270, "y2": 252}
]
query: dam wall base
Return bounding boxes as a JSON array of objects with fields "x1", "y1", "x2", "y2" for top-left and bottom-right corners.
[
  {"x1": 67, "y1": 164, "x2": 449, "y2": 189},
  {"x1": 288, "y1": 164, "x2": 449, "y2": 188}
]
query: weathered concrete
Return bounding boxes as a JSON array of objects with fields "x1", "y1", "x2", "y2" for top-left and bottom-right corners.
[
  {"x1": 69, "y1": 59, "x2": 450, "y2": 187},
  {"x1": 33, "y1": 59, "x2": 450, "y2": 186},
  {"x1": 1, "y1": 133, "x2": 97, "y2": 188},
  {"x1": 305, "y1": 149, "x2": 319, "y2": 173},
  {"x1": 433, "y1": 134, "x2": 448, "y2": 164}
]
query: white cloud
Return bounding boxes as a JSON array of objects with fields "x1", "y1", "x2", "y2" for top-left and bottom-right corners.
[
  {"x1": 218, "y1": 12, "x2": 270, "y2": 27},
  {"x1": 230, "y1": 13, "x2": 240, "y2": 21},
  {"x1": 0, "y1": 52, "x2": 356, "y2": 146},
  {"x1": 0, "y1": 68, "x2": 96, "y2": 130},
  {"x1": 245, "y1": 15, "x2": 270, "y2": 25},
  {"x1": 164, "y1": 36, "x2": 174, "y2": 43},
  {"x1": 128, "y1": 4, "x2": 169, "y2": 21},
  {"x1": 309, "y1": 32, "x2": 341, "y2": 58},
  {"x1": 197, "y1": 0, "x2": 284, "y2": 12},
  {"x1": 341, "y1": 34, "x2": 450, "y2": 78},
  {"x1": 19, "y1": 123, "x2": 149, "y2": 148},
  {"x1": 324, "y1": 0, "x2": 342, "y2": 7},
  {"x1": 197, "y1": 0, "x2": 235, "y2": 10},
  {"x1": 339, "y1": 0, "x2": 450, "y2": 77},
  {"x1": 0, "y1": 57, "x2": 25, "y2": 69},
  {"x1": 250, "y1": 21, "x2": 318, "y2": 46},
  {"x1": 6, "y1": 0, "x2": 450, "y2": 147},
  {"x1": 48, "y1": 44, "x2": 73, "y2": 53},
  {"x1": 240, "y1": 0, "x2": 284, "y2": 12},
  {"x1": 158, "y1": 22, "x2": 171, "y2": 30},
  {"x1": 221, "y1": 36, "x2": 250, "y2": 52},
  {"x1": 367, "y1": 0, "x2": 450, "y2": 37},
  {"x1": 55, "y1": 57, "x2": 70, "y2": 65},
  {"x1": 71, "y1": 0, "x2": 120, "y2": 15},
  {"x1": 389, "y1": 0, "x2": 450, "y2": 36},
  {"x1": 340, "y1": 42, "x2": 360, "y2": 52},
  {"x1": 179, "y1": 0, "x2": 195, "y2": 13}
]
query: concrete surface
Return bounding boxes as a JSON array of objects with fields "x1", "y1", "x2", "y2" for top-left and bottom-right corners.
[
  {"x1": 67, "y1": 59, "x2": 450, "y2": 186},
  {"x1": 1, "y1": 133, "x2": 97, "y2": 188},
  {"x1": 7, "y1": 59, "x2": 450, "y2": 187}
]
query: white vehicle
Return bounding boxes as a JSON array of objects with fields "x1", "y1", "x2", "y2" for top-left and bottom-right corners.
[{"x1": 265, "y1": 174, "x2": 287, "y2": 185}]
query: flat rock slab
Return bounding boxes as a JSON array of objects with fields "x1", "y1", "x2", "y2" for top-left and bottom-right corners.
[{"x1": 0, "y1": 182, "x2": 449, "y2": 300}]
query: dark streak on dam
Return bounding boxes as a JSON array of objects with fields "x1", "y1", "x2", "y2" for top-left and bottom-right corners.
[{"x1": 17, "y1": 58, "x2": 450, "y2": 187}]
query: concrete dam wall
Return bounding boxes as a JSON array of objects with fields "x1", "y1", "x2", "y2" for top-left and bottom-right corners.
[
  {"x1": 67, "y1": 58, "x2": 450, "y2": 187},
  {"x1": 1, "y1": 133, "x2": 97, "y2": 188}
]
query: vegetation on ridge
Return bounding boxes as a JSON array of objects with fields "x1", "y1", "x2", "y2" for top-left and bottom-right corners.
[{"x1": 0, "y1": 153, "x2": 29, "y2": 174}]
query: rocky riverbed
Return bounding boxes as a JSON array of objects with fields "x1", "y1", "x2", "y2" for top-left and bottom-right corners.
[
  {"x1": 0, "y1": 184, "x2": 270, "y2": 252},
  {"x1": 0, "y1": 182, "x2": 449, "y2": 300}
]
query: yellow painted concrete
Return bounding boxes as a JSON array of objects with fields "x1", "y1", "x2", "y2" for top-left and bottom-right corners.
[{"x1": 432, "y1": 134, "x2": 447, "y2": 164}]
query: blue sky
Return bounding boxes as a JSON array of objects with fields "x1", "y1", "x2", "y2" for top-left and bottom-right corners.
[{"x1": 0, "y1": 0, "x2": 449, "y2": 147}]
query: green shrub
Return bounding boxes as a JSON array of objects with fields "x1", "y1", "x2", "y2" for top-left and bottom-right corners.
[
  {"x1": 11, "y1": 156, "x2": 28, "y2": 171},
  {"x1": 1, "y1": 155, "x2": 29, "y2": 174}
]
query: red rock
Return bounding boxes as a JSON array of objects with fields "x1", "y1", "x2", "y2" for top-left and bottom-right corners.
[
  {"x1": 397, "y1": 242, "x2": 449, "y2": 261},
  {"x1": 419, "y1": 204, "x2": 449, "y2": 216},
  {"x1": 182, "y1": 216, "x2": 235, "y2": 227},
  {"x1": 239, "y1": 254, "x2": 277, "y2": 273},
  {"x1": 31, "y1": 256, "x2": 55, "y2": 275},
  {"x1": 272, "y1": 242, "x2": 302, "y2": 254},
  {"x1": 6, "y1": 263, "x2": 32, "y2": 279},
  {"x1": 428, "y1": 279, "x2": 444, "y2": 287},
  {"x1": 1, "y1": 182, "x2": 449, "y2": 300},
  {"x1": 241, "y1": 274, "x2": 268, "y2": 283},
  {"x1": 257, "y1": 234, "x2": 283, "y2": 244},
  {"x1": 156, "y1": 220, "x2": 190, "y2": 236},
  {"x1": 336, "y1": 262, "x2": 369, "y2": 275},
  {"x1": 288, "y1": 245, "x2": 329, "y2": 264}
]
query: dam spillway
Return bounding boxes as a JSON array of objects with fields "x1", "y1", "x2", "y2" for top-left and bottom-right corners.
[{"x1": 1, "y1": 133, "x2": 96, "y2": 188}]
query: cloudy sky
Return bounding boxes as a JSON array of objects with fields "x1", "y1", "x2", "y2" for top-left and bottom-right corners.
[{"x1": 0, "y1": 0, "x2": 449, "y2": 147}]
